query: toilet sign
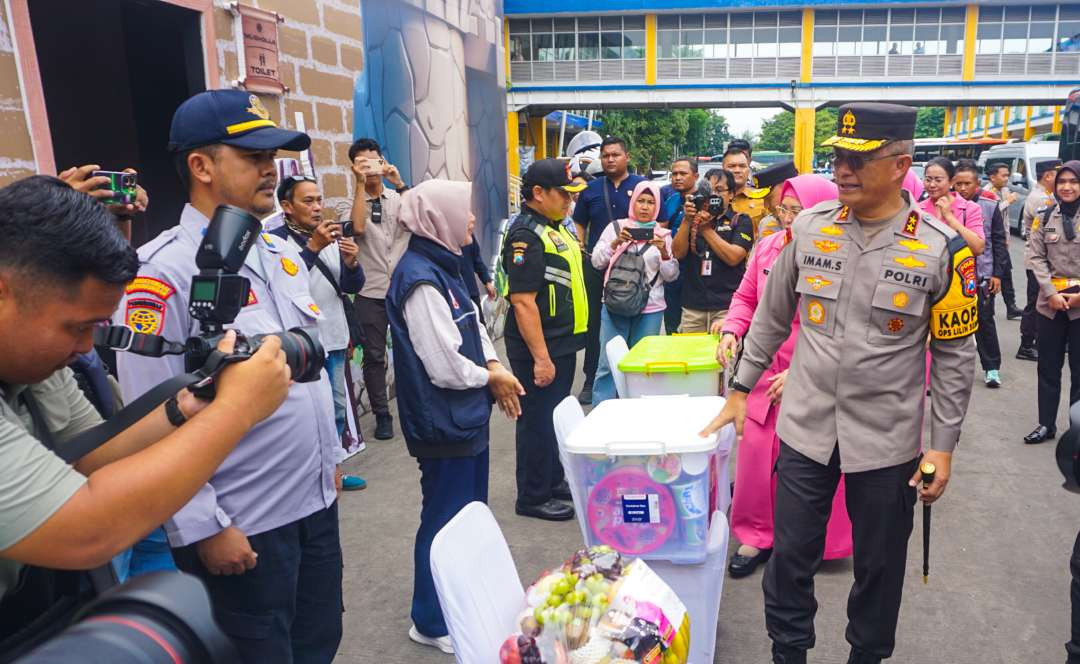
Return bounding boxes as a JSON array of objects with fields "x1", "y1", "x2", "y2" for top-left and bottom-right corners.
[{"x1": 230, "y1": 3, "x2": 286, "y2": 94}]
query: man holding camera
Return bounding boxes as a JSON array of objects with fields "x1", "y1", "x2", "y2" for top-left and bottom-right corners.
[
  {"x1": 115, "y1": 90, "x2": 343, "y2": 663},
  {"x1": 347, "y1": 138, "x2": 410, "y2": 441},
  {"x1": 271, "y1": 175, "x2": 367, "y2": 490},
  {"x1": 0, "y1": 176, "x2": 291, "y2": 649},
  {"x1": 672, "y1": 168, "x2": 755, "y2": 333}
]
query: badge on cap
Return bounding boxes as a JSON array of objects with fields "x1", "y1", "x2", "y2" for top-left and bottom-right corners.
[
  {"x1": 247, "y1": 94, "x2": 270, "y2": 121},
  {"x1": 841, "y1": 110, "x2": 857, "y2": 135},
  {"x1": 281, "y1": 257, "x2": 299, "y2": 276}
]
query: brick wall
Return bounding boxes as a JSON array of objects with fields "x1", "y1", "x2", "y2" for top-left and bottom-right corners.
[
  {"x1": 215, "y1": 0, "x2": 364, "y2": 216},
  {"x1": 0, "y1": 2, "x2": 39, "y2": 186},
  {"x1": 0, "y1": 0, "x2": 364, "y2": 208}
]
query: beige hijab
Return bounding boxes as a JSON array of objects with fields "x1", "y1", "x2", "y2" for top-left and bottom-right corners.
[{"x1": 398, "y1": 179, "x2": 472, "y2": 255}]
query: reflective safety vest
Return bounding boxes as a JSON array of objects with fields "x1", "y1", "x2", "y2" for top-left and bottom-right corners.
[{"x1": 522, "y1": 219, "x2": 589, "y2": 337}]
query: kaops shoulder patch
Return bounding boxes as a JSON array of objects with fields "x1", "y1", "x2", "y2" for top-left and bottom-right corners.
[{"x1": 930, "y1": 243, "x2": 978, "y2": 340}]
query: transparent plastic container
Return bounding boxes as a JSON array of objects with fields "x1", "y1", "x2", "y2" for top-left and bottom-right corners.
[
  {"x1": 618, "y1": 334, "x2": 721, "y2": 398},
  {"x1": 561, "y1": 396, "x2": 735, "y2": 564}
]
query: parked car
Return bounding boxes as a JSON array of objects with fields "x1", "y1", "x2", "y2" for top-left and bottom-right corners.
[{"x1": 977, "y1": 139, "x2": 1061, "y2": 235}]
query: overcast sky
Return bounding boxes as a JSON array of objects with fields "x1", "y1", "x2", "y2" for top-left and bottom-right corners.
[{"x1": 721, "y1": 107, "x2": 782, "y2": 140}]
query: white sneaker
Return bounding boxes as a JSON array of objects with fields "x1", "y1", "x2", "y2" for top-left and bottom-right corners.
[{"x1": 409, "y1": 625, "x2": 454, "y2": 654}]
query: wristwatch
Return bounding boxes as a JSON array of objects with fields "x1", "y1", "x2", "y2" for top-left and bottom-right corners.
[
  {"x1": 394, "y1": 184, "x2": 409, "y2": 194},
  {"x1": 165, "y1": 395, "x2": 188, "y2": 427},
  {"x1": 728, "y1": 377, "x2": 753, "y2": 394}
]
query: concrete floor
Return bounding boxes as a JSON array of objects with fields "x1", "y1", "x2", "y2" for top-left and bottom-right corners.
[{"x1": 336, "y1": 240, "x2": 1075, "y2": 663}]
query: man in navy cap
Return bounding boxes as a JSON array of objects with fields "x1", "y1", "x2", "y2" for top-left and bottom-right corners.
[{"x1": 114, "y1": 90, "x2": 343, "y2": 663}]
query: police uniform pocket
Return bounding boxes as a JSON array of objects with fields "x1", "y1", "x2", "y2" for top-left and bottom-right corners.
[
  {"x1": 214, "y1": 608, "x2": 273, "y2": 641},
  {"x1": 795, "y1": 273, "x2": 842, "y2": 337},
  {"x1": 867, "y1": 284, "x2": 927, "y2": 345},
  {"x1": 291, "y1": 294, "x2": 324, "y2": 323}
]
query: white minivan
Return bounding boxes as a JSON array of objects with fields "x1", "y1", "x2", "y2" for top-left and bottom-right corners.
[{"x1": 977, "y1": 139, "x2": 1061, "y2": 235}]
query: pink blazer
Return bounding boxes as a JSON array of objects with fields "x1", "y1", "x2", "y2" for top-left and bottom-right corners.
[{"x1": 721, "y1": 231, "x2": 798, "y2": 427}]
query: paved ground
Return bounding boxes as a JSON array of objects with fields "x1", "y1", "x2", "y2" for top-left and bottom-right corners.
[{"x1": 336, "y1": 240, "x2": 1076, "y2": 663}]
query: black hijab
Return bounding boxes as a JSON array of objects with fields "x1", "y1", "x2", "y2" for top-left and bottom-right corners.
[{"x1": 1057, "y1": 160, "x2": 1080, "y2": 241}]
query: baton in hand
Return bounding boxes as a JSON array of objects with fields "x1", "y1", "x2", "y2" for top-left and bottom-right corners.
[{"x1": 920, "y1": 461, "x2": 936, "y2": 585}]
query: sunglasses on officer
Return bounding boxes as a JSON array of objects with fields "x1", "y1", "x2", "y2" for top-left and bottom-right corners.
[
  {"x1": 278, "y1": 174, "x2": 317, "y2": 202},
  {"x1": 832, "y1": 147, "x2": 907, "y2": 172}
]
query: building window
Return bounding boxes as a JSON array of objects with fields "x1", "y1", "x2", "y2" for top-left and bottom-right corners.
[{"x1": 508, "y1": 15, "x2": 646, "y2": 63}]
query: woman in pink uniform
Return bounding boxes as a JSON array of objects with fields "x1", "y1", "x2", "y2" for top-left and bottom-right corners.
[
  {"x1": 718, "y1": 174, "x2": 853, "y2": 578},
  {"x1": 919, "y1": 156, "x2": 985, "y2": 255}
]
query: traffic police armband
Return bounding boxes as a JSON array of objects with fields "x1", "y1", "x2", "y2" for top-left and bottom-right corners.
[{"x1": 929, "y1": 237, "x2": 978, "y2": 340}]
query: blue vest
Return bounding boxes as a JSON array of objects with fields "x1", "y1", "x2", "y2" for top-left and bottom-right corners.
[{"x1": 387, "y1": 236, "x2": 491, "y2": 458}]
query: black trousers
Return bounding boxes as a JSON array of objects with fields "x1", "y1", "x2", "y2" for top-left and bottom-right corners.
[
  {"x1": 173, "y1": 504, "x2": 342, "y2": 664},
  {"x1": 1021, "y1": 270, "x2": 1040, "y2": 348},
  {"x1": 510, "y1": 353, "x2": 576, "y2": 505},
  {"x1": 1069, "y1": 529, "x2": 1080, "y2": 664},
  {"x1": 764, "y1": 443, "x2": 918, "y2": 660},
  {"x1": 1036, "y1": 312, "x2": 1080, "y2": 430},
  {"x1": 353, "y1": 295, "x2": 390, "y2": 415},
  {"x1": 975, "y1": 285, "x2": 1001, "y2": 371},
  {"x1": 1001, "y1": 253, "x2": 1017, "y2": 309},
  {"x1": 582, "y1": 258, "x2": 604, "y2": 384}
]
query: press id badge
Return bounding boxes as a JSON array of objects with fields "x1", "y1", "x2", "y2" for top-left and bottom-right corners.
[{"x1": 700, "y1": 259, "x2": 713, "y2": 276}]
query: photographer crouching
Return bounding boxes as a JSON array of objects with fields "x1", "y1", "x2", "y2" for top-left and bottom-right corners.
[{"x1": 0, "y1": 176, "x2": 290, "y2": 652}]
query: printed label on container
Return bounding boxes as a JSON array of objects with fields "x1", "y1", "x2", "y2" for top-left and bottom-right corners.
[{"x1": 621, "y1": 493, "x2": 661, "y2": 524}]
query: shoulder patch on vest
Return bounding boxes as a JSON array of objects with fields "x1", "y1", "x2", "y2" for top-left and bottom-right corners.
[{"x1": 930, "y1": 243, "x2": 978, "y2": 340}]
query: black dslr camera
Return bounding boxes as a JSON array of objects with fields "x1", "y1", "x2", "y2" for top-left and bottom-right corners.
[
  {"x1": 692, "y1": 191, "x2": 725, "y2": 219},
  {"x1": 97, "y1": 205, "x2": 324, "y2": 398}
]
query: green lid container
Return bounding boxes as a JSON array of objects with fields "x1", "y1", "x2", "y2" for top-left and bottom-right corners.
[{"x1": 618, "y1": 334, "x2": 721, "y2": 375}]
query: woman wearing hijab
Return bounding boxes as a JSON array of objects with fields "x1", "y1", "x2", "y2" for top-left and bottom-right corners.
[
  {"x1": 1023, "y1": 161, "x2": 1080, "y2": 445},
  {"x1": 386, "y1": 179, "x2": 525, "y2": 653},
  {"x1": 717, "y1": 174, "x2": 853, "y2": 578},
  {"x1": 590, "y1": 180, "x2": 680, "y2": 404},
  {"x1": 919, "y1": 156, "x2": 985, "y2": 255}
]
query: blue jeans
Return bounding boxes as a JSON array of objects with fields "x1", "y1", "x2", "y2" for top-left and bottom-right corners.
[
  {"x1": 593, "y1": 306, "x2": 665, "y2": 404},
  {"x1": 172, "y1": 503, "x2": 343, "y2": 664},
  {"x1": 324, "y1": 349, "x2": 347, "y2": 436},
  {"x1": 412, "y1": 450, "x2": 489, "y2": 638}
]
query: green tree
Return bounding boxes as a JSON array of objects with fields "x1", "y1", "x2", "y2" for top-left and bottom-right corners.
[
  {"x1": 597, "y1": 109, "x2": 730, "y2": 173},
  {"x1": 683, "y1": 109, "x2": 732, "y2": 158},
  {"x1": 757, "y1": 108, "x2": 838, "y2": 160},
  {"x1": 915, "y1": 107, "x2": 946, "y2": 138}
]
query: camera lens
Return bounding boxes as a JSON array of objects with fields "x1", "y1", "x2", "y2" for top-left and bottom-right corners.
[
  {"x1": 15, "y1": 573, "x2": 237, "y2": 664},
  {"x1": 251, "y1": 326, "x2": 325, "y2": 383}
]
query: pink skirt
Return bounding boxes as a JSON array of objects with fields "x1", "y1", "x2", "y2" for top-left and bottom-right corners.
[{"x1": 730, "y1": 407, "x2": 853, "y2": 560}]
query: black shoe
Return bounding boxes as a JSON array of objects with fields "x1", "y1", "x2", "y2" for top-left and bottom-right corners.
[
  {"x1": 577, "y1": 383, "x2": 593, "y2": 405},
  {"x1": 551, "y1": 481, "x2": 573, "y2": 501},
  {"x1": 515, "y1": 499, "x2": 575, "y2": 521},
  {"x1": 771, "y1": 643, "x2": 807, "y2": 664},
  {"x1": 846, "y1": 648, "x2": 882, "y2": 664},
  {"x1": 1006, "y1": 305, "x2": 1023, "y2": 320},
  {"x1": 1016, "y1": 346, "x2": 1039, "y2": 361},
  {"x1": 1024, "y1": 425, "x2": 1055, "y2": 445},
  {"x1": 374, "y1": 412, "x2": 394, "y2": 440},
  {"x1": 728, "y1": 547, "x2": 772, "y2": 578}
]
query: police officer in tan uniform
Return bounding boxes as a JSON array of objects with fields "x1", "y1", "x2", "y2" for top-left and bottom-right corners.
[
  {"x1": 703, "y1": 103, "x2": 977, "y2": 664},
  {"x1": 723, "y1": 146, "x2": 768, "y2": 232},
  {"x1": 751, "y1": 160, "x2": 800, "y2": 240},
  {"x1": 1018, "y1": 159, "x2": 1064, "y2": 361},
  {"x1": 1023, "y1": 160, "x2": 1080, "y2": 444}
]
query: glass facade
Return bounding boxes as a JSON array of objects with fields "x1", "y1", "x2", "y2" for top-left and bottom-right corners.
[
  {"x1": 656, "y1": 12, "x2": 802, "y2": 80},
  {"x1": 976, "y1": 4, "x2": 1080, "y2": 76},
  {"x1": 508, "y1": 16, "x2": 646, "y2": 81},
  {"x1": 507, "y1": 5, "x2": 1080, "y2": 84}
]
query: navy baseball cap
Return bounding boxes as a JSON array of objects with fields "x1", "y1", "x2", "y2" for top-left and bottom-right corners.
[{"x1": 168, "y1": 90, "x2": 310, "y2": 153}]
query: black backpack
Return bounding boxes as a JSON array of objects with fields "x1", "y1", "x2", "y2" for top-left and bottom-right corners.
[{"x1": 603, "y1": 234, "x2": 657, "y2": 317}]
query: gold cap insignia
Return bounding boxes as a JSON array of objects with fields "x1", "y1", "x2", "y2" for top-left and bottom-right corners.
[
  {"x1": 247, "y1": 94, "x2": 270, "y2": 121},
  {"x1": 841, "y1": 110, "x2": 857, "y2": 136}
]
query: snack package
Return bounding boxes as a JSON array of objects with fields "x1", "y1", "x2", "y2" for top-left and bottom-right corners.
[{"x1": 499, "y1": 546, "x2": 690, "y2": 664}]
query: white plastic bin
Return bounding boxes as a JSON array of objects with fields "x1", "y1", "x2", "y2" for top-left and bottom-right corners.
[
  {"x1": 618, "y1": 334, "x2": 722, "y2": 398},
  {"x1": 649, "y1": 510, "x2": 730, "y2": 664},
  {"x1": 562, "y1": 396, "x2": 736, "y2": 564}
]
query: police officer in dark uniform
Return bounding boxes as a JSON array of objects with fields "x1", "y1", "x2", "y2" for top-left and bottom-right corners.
[
  {"x1": 703, "y1": 103, "x2": 976, "y2": 664},
  {"x1": 503, "y1": 159, "x2": 588, "y2": 521}
]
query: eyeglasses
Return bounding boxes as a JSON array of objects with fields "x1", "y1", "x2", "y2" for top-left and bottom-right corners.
[
  {"x1": 777, "y1": 204, "x2": 804, "y2": 217},
  {"x1": 833, "y1": 149, "x2": 905, "y2": 171}
]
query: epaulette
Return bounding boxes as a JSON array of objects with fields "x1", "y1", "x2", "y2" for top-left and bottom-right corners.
[
  {"x1": 803, "y1": 198, "x2": 843, "y2": 215},
  {"x1": 919, "y1": 213, "x2": 957, "y2": 240},
  {"x1": 137, "y1": 226, "x2": 183, "y2": 262}
]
